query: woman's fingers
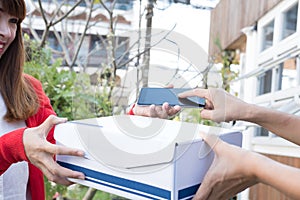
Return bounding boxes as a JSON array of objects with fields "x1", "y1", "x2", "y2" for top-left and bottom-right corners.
[
  {"x1": 37, "y1": 157, "x2": 84, "y2": 185},
  {"x1": 44, "y1": 142, "x2": 84, "y2": 157},
  {"x1": 28, "y1": 141, "x2": 85, "y2": 185},
  {"x1": 45, "y1": 161, "x2": 84, "y2": 184},
  {"x1": 23, "y1": 115, "x2": 85, "y2": 185},
  {"x1": 134, "y1": 103, "x2": 181, "y2": 119},
  {"x1": 39, "y1": 115, "x2": 67, "y2": 137}
]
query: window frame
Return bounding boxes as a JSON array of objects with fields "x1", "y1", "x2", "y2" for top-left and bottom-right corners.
[
  {"x1": 251, "y1": 0, "x2": 300, "y2": 153},
  {"x1": 281, "y1": 2, "x2": 298, "y2": 40}
]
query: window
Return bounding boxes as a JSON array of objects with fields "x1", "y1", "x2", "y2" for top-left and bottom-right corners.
[
  {"x1": 34, "y1": 0, "x2": 87, "y2": 6},
  {"x1": 252, "y1": 0, "x2": 300, "y2": 147},
  {"x1": 77, "y1": 36, "x2": 90, "y2": 65},
  {"x1": 174, "y1": 0, "x2": 191, "y2": 4},
  {"x1": 281, "y1": 3, "x2": 298, "y2": 40},
  {"x1": 89, "y1": 35, "x2": 108, "y2": 67},
  {"x1": 48, "y1": 31, "x2": 62, "y2": 52},
  {"x1": 257, "y1": 2, "x2": 300, "y2": 95},
  {"x1": 88, "y1": 35, "x2": 129, "y2": 68},
  {"x1": 115, "y1": 36, "x2": 130, "y2": 68},
  {"x1": 257, "y1": 69, "x2": 272, "y2": 95},
  {"x1": 261, "y1": 20, "x2": 274, "y2": 51},
  {"x1": 275, "y1": 57, "x2": 298, "y2": 91},
  {"x1": 104, "y1": 0, "x2": 134, "y2": 10},
  {"x1": 255, "y1": 127, "x2": 269, "y2": 137},
  {"x1": 256, "y1": 57, "x2": 298, "y2": 95}
]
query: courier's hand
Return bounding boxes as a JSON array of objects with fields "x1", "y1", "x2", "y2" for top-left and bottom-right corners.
[
  {"x1": 133, "y1": 102, "x2": 181, "y2": 119},
  {"x1": 192, "y1": 132, "x2": 258, "y2": 200},
  {"x1": 178, "y1": 88, "x2": 249, "y2": 122},
  {"x1": 23, "y1": 115, "x2": 85, "y2": 185}
]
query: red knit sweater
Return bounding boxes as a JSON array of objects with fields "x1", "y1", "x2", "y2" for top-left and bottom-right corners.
[{"x1": 0, "y1": 74, "x2": 56, "y2": 200}]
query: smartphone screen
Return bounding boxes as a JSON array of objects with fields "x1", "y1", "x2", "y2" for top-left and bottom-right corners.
[{"x1": 137, "y1": 87, "x2": 206, "y2": 108}]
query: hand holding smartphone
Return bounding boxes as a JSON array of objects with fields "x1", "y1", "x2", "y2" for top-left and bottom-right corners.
[{"x1": 137, "y1": 87, "x2": 206, "y2": 108}]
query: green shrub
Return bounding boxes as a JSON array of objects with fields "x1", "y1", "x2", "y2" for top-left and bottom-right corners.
[
  {"x1": 23, "y1": 34, "x2": 114, "y2": 199},
  {"x1": 23, "y1": 34, "x2": 112, "y2": 121}
]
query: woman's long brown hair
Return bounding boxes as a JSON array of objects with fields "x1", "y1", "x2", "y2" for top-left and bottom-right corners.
[{"x1": 0, "y1": 0, "x2": 39, "y2": 122}]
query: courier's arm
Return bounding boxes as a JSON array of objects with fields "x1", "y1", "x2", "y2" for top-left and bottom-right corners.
[
  {"x1": 176, "y1": 88, "x2": 300, "y2": 199},
  {"x1": 193, "y1": 133, "x2": 300, "y2": 200},
  {"x1": 178, "y1": 88, "x2": 300, "y2": 145},
  {"x1": 242, "y1": 104, "x2": 300, "y2": 145}
]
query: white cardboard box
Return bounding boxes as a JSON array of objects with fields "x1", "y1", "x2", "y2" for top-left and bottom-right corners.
[{"x1": 54, "y1": 115, "x2": 242, "y2": 200}]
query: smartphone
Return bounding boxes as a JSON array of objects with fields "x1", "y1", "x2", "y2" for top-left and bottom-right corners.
[{"x1": 137, "y1": 87, "x2": 206, "y2": 108}]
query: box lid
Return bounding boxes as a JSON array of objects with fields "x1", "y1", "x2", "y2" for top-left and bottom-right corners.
[{"x1": 54, "y1": 115, "x2": 237, "y2": 169}]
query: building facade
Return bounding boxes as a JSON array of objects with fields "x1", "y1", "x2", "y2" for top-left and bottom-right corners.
[{"x1": 209, "y1": 0, "x2": 300, "y2": 199}]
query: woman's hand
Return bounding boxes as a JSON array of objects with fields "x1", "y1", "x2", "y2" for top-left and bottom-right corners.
[
  {"x1": 23, "y1": 115, "x2": 85, "y2": 185},
  {"x1": 133, "y1": 85, "x2": 182, "y2": 119},
  {"x1": 193, "y1": 132, "x2": 259, "y2": 200},
  {"x1": 178, "y1": 88, "x2": 249, "y2": 122},
  {"x1": 133, "y1": 102, "x2": 181, "y2": 119}
]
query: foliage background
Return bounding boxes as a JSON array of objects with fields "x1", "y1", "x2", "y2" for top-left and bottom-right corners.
[{"x1": 24, "y1": 34, "x2": 122, "y2": 200}]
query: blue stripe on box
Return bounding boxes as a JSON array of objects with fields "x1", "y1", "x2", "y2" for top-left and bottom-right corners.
[
  {"x1": 178, "y1": 184, "x2": 200, "y2": 199},
  {"x1": 58, "y1": 161, "x2": 171, "y2": 199}
]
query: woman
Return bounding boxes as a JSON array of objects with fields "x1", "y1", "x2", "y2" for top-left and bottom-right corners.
[{"x1": 0, "y1": 0, "x2": 84, "y2": 199}]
